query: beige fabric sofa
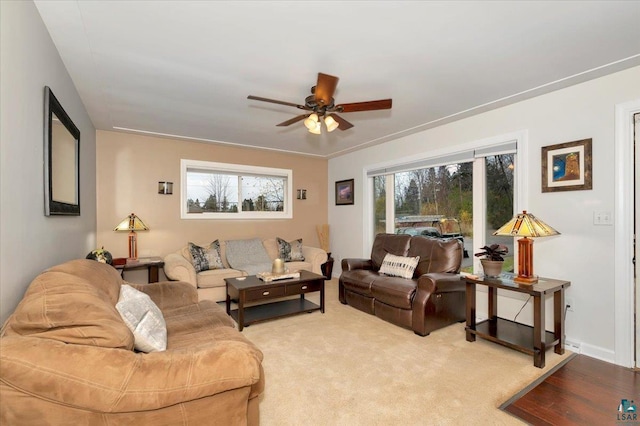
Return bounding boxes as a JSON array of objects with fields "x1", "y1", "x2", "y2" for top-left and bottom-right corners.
[
  {"x1": 0, "y1": 259, "x2": 264, "y2": 425},
  {"x1": 164, "y1": 238, "x2": 327, "y2": 302}
]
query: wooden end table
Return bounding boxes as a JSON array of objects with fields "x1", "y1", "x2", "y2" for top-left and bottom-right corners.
[
  {"x1": 225, "y1": 270, "x2": 325, "y2": 331},
  {"x1": 463, "y1": 274, "x2": 571, "y2": 368},
  {"x1": 113, "y1": 256, "x2": 164, "y2": 283}
]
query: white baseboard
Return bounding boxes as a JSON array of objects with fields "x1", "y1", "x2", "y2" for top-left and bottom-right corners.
[{"x1": 564, "y1": 337, "x2": 617, "y2": 364}]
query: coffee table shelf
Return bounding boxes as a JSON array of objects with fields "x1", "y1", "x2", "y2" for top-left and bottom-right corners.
[{"x1": 228, "y1": 298, "x2": 320, "y2": 328}]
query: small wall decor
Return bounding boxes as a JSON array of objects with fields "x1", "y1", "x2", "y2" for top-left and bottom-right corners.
[
  {"x1": 296, "y1": 189, "x2": 307, "y2": 200},
  {"x1": 541, "y1": 138, "x2": 592, "y2": 192},
  {"x1": 335, "y1": 179, "x2": 354, "y2": 205},
  {"x1": 158, "y1": 181, "x2": 173, "y2": 195}
]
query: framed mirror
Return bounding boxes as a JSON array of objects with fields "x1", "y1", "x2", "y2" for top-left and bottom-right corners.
[{"x1": 44, "y1": 86, "x2": 80, "y2": 216}]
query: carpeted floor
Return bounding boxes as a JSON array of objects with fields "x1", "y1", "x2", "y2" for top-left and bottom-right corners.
[{"x1": 240, "y1": 279, "x2": 571, "y2": 425}]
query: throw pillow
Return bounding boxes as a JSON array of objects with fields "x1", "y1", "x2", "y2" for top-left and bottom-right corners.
[
  {"x1": 379, "y1": 253, "x2": 420, "y2": 279},
  {"x1": 115, "y1": 284, "x2": 167, "y2": 353},
  {"x1": 188, "y1": 240, "x2": 224, "y2": 273},
  {"x1": 276, "y1": 237, "x2": 305, "y2": 262}
]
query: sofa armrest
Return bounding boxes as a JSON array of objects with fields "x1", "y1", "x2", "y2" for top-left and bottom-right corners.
[
  {"x1": 412, "y1": 272, "x2": 465, "y2": 335},
  {"x1": 422, "y1": 273, "x2": 465, "y2": 293},
  {"x1": 163, "y1": 253, "x2": 197, "y2": 287},
  {"x1": 128, "y1": 281, "x2": 198, "y2": 311},
  {"x1": 0, "y1": 335, "x2": 262, "y2": 413},
  {"x1": 341, "y1": 258, "x2": 373, "y2": 272},
  {"x1": 301, "y1": 245, "x2": 327, "y2": 275}
]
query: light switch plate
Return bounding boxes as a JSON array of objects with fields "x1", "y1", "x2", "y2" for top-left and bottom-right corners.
[{"x1": 593, "y1": 211, "x2": 613, "y2": 225}]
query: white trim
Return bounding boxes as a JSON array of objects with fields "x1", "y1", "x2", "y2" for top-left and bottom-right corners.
[
  {"x1": 472, "y1": 158, "x2": 486, "y2": 274},
  {"x1": 614, "y1": 99, "x2": 640, "y2": 368},
  {"x1": 180, "y1": 159, "x2": 293, "y2": 220}
]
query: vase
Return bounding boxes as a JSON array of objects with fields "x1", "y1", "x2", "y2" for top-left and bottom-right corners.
[{"x1": 480, "y1": 259, "x2": 503, "y2": 278}]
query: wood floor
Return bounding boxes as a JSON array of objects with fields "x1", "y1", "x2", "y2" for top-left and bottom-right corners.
[{"x1": 502, "y1": 354, "x2": 639, "y2": 425}]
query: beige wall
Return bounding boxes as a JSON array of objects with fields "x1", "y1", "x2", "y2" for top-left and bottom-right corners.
[{"x1": 96, "y1": 130, "x2": 328, "y2": 264}]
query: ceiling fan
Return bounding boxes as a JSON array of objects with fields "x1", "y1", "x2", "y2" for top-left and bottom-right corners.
[{"x1": 247, "y1": 72, "x2": 392, "y2": 134}]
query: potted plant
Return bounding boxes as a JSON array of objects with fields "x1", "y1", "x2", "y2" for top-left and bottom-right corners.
[{"x1": 474, "y1": 244, "x2": 508, "y2": 277}]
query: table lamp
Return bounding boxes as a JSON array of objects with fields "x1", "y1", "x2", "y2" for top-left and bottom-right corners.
[
  {"x1": 114, "y1": 213, "x2": 149, "y2": 260},
  {"x1": 493, "y1": 210, "x2": 559, "y2": 284}
]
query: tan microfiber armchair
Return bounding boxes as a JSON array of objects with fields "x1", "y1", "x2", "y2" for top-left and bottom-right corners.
[
  {"x1": 164, "y1": 238, "x2": 327, "y2": 302},
  {"x1": 0, "y1": 259, "x2": 264, "y2": 425},
  {"x1": 339, "y1": 233, "x2": 465, "y2": 336}
]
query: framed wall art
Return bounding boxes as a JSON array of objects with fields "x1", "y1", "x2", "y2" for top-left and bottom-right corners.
[
  {"x1": 541, "y1": 138, "x2": 592, "y2": 193},
  {"x1": 44, "y1": 86, "x2": 81, "y2": 216},
  {"x1": 335, "y1": 179, "x2": 354, "y2": 205}
]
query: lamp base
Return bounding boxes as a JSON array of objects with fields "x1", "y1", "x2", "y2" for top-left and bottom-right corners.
[
  {"x1": 128, "y1": 231, "x2": 138, "y2": 260},
  {"x1": 514, "y1": 275, "x2": 538, "y2": 285}
]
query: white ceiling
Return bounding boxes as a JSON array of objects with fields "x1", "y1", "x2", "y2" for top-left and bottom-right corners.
[{"x1": 35, "y1": 1, "x2": 640, "y2": 158}]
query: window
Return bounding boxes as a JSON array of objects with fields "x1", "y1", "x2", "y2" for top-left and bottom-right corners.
[
  {"x1": 482, "y1": 154, "x2": 515, "y2": 274},
  {"x1": 368, "y1": 136, "x2": 521, "y2": 275},
  {"x1": 373, "y1": 175, "x2": 387, "y2": 234},
  {"x1": 181, "y1": 159, "x2": 292, "y2": 219}
]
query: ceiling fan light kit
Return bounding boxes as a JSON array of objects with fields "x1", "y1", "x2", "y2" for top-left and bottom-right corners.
[
  {"x1": 324, "y1": 115, "x2": 339, "y2": 132},
  {"x1": 248, "y1": 72, "x2": 392, "y2": 134}
]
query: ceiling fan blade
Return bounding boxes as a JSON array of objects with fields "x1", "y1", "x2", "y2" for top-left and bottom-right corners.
[
  {"x1": 328, "y1": 113, "x2": 354, "y2": 131},
  {"x1": 276, "y1": 114, "x2": 308, "y2": 127},
  {"x1": 314, "y1": 73, "x2": 339, "y2": 106},
  {"x1": 247, "y1": 95, "x2": 306, "y2": 109},
  {"x1": 336, "y1": 99, "x2": 392, "y2": 113}
]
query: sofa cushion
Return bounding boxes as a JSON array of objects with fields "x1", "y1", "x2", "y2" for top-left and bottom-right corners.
[
  {"x1": 281, "y1": 260, "x2": 312, "y2": 274},
  {"x1": 340, "y1": 269, "x2": 380, "y2": 296},
  {"x1": 371, "y1": 277, "x2": 416, "y2": 309},
  {"x1": 408, "y1": 236, "x2": 462, "y2": 275},
  {"x1": 189, "y1": 240, "x2": 225, "y2": 272},
  {"x1": 276, "y1": 237, "x2": 305, "y2": 261},
  {"x1": 197, "y1": 268, "x2": 245, "y2": 289},
  {"x1": 3, "y1": 260, "x2": 134, "y2": 350},
  {"x1": 116, "y1": 285, "x2": 167, "y2": 352},
  {"x1": 50, "y1": 258, "x2": 124, "y2": 304},
  {"x1": 379, "y1": 253, "x2": 420, "y2": 279},
  {"x1": 370, "y1": 233, "x2": 412, "y2": 270}
]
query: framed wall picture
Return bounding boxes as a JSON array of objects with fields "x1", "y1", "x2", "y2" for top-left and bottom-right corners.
[
  {"x1": 335, "y1": 179, "x2": 354, "y2": 205},
  {"x1": 541, "y1": 138, "x2": 592, "y2": 192}
]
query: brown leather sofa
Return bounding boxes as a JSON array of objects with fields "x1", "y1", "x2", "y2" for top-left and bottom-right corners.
[
  {"x1": 0, "y1": 259, "x2": 264, "y2": 425},
  {"x1": 339, "y1": 233, "x2": 465, "y2": 336}
]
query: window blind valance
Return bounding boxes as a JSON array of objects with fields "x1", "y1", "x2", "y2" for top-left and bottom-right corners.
[{"x1": 366, "y1": 140, "x2": 517, "y2": 177}]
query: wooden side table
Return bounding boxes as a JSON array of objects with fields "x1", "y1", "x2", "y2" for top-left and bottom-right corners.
[
  {"x1": 113, "y1": 257, "x2": 164, "y2": 283},
  {"x1": 463, "y1": 273, "x2": 570, "y2": 368}
]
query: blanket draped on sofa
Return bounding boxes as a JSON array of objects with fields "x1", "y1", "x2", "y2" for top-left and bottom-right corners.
[{"x1": 225, "y1": 238, "x2": 273, "y2": 276}]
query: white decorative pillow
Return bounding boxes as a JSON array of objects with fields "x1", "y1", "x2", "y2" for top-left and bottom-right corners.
[
  {"x1": 189, "y1": 240, "x2": 225, "y2": 273},
  {"x1": 116, "y1": 284, "x2": 167, "y2": 353},
  {"x1": 276, "y1": 237, "x2": 305, "y2": 261},
  {"x1": 379, "y1": 253, "x2": 420, "y2": 279}
]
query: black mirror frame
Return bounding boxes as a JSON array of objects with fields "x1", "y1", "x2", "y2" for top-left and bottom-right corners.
[{"x1": 44, "y1": 86, "x2": 81, "y2": 216}]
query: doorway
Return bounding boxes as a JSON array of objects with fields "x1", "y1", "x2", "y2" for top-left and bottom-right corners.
[
  {"x1": 614, "y1": 99, "x2": 640, "y2": 369},
  {"x1": 635, "y1": 111, "x2": 639, "y2": 369}
]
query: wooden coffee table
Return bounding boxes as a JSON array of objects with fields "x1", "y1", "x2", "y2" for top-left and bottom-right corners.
[{"x1": 225, "y1": 270, "x2": 325, "y2": 331}]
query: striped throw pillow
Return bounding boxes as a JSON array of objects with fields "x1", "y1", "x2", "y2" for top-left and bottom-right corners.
[{"x1": 379, "y1": 253, "x2": 420, "y2": 279}]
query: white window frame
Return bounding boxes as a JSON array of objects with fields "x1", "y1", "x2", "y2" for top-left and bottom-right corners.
[{"x1": 180, "y1": 159, "x2": 293, "y2": 220}]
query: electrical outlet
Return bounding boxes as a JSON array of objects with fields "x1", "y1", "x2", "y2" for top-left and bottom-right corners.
[{"x1": 566, "y1": 298, "x2": 574, "y2": 312}]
